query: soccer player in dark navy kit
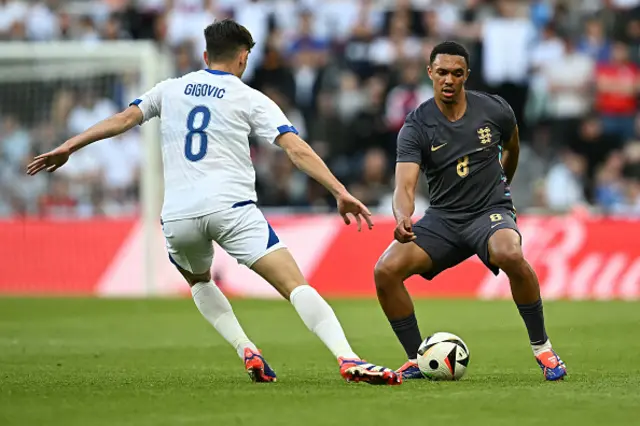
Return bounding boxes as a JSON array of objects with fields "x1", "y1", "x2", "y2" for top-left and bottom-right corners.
[{"x1": 374, "y1": 42, "x2": 567, "y2": 381}]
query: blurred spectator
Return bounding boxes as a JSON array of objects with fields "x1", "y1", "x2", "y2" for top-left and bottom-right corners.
[
  {"x1": 258, "y1": 149, "x2": 307, "y2": 207},
  {"x1": 625, "y1": 10, "x2": 640, "y2": 63},
  {"x1": 370, "y1": 12, "x2": 422, "y2": 67},
  {"x1": 3, "y1": 0, "x2": 640, "y2": 217},
  {"x1": 102, "y1": 13, "x2": 130, "y2": 41},
  {"x1": 336, "y1": 71, "x2": 366, "y2": 122},
  {"x1": 545, "y1": 150, "x2": 588, "y2": 211},
  {"x1": 510, "y1": 143, "x2": 547, "y2": 210},
  {"x1": 232, "y1": 0, "x2": 270, "y2": 81},
  {"x1": 385, "y1": 59, "x2": 433, "y2": 133},
  {"x1": 250, "y1": 38, "x2": 296, "y2": 106},
  {"x1": 310, "y1": 0, "x2": 363, "y2": 43},
  {"x1": 569, "y1": 116, "x2": 622, "y2": 200},
  {"x1": 76, "y1": 15, "x2": 100, "y2": 42},
  {"x1": 308, "y1": 92, "x2": 348, "y2": 162},
  {"x1": 287, "y1": 10, "x2": 329, "y2": 118},
  {"x1": 595, "y1": 151, "x2": 627, "y2": 211},
  {"x1": 287, "y1": 9, "x2": 329, "y2": 58},
  {"x1": 529, "y1": 0, "x2": 554, "y2": 33},
  {"x1": 611, "y1": 170, "x2": 640, "y2": 215},
  {"x1": 577, "y1": 17, "x2": 611, "y2": 63},
  {"x1": 381, "y1": 0, "x2": 424, "y2": 38},
  {"x1": 67, "y1": 88, "x2": 118, "y2": 136},
  {"x1": 165, "y1": 0, "x2": 216, "y2": 61},
  {"x1": 59, "y1": 88, "x2": 119, "y2": 202},
  {"x1": 0, "y1": 0, "x2": 27, "y2": 40},
  {"x1": 25, "y1": 0, "x2": 60, "y2": 41},
  {"x1": 1, "y1": 115, "x2": 31, "y2": 168},
  {"x1": 174, "y1": 41, "x2": 199, "y2": 77},
  {"x1": 343, "y1": 3, "x2": 379, "y2": 81},
  {"x1": 482, "y1": 0, "x2": 536, "y2": 137},
  {"x1": 426, "y1": 0, "x2": 462, "y2": 39},
  {"x1": 543, "y1": 36, "x2": 594, "y2": 145},
  {"x1": 348, "y1": 147, "x2": 391, "y2": 208},
  {"x1": 38, "y1": 176, "x2": 78, "y2": 218},
  {"x1": 595, "y1": 41, "x2": 639, "y2": 142},
  {"x1": 347, "y1": 75, "x2": 391, "y2": 158},
  {"x1": 527, "y1": 23, "x2": 564, "y2": 123}
]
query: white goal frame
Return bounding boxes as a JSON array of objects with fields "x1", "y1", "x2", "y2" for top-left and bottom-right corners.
[{"x1": 0, "y1": 41, "x2": 172, "y2": 295}]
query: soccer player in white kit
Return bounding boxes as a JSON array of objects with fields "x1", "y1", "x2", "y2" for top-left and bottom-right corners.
[{"x1": 27, "y1": 19, "x2": 402, "y2": 386}]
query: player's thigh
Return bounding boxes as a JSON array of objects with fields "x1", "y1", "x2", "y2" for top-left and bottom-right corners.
[
  {"x1": 409, "y1": 212, "x2": 473, "y2": 280},
  {"x1": 375, "y1": 239, "x2": 434, "y2": 282},
  {"x1": 210, "y1": 203, "x2": 287, "y2": 267},
  {"x1": 161, "y1": 218, "x2": 213, "y2": 283},
  {"x1": 463, "y1": 208, "x2": 522, "y2": 274},
  {"x1": 209, "y1": 204, "x2": 299, "y2": 298},
  {"x1": 250, "y1": 248, "x2": 307, "y2": 300}
]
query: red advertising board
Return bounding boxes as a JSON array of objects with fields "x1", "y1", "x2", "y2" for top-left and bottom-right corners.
[{"x1": 0, "y1": 214, "x2": 638, "y2": 299}]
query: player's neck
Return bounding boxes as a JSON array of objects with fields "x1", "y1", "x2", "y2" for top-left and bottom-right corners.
[
  {"x1": 206, "y1": 62, "x2": 238, "y2": 77},
  {"x1": 435, "y1": 90, "x2": 467, "y2": 122}
]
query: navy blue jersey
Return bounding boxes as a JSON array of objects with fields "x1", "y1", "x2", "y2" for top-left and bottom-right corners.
[{"x1": 396, "y1": 90, "x2": 517, "y2": 219}]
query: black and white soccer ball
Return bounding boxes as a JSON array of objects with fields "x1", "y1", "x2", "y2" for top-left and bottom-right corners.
[{"x1": 417, "y1": 332, "x2": 470, "y2": 381}]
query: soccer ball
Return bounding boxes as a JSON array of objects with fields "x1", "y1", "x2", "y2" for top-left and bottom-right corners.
[{"x1": 417, "y1": 332, "x2": 470, "y2": 381}]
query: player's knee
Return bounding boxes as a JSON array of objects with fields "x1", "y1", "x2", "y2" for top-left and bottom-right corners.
[
  {"x1": 490, "y1": 245, "x2": 524, "y2": 271},
  {"x1": 184, "y1": 270, "x2": 212, "y2": 287},
  {"x1": 374, "y1": 257, "x2": 404, "y2": 289}
]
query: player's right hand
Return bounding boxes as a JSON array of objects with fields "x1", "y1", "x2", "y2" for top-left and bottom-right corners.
[
  {"x1": 336, "y1": 191, "x2": 374, "y2": 232},
  {"x1": 26, "y1": 145, "x2": 70, "y2": 175},
  {"x1": 394, "y1": 217, "x2": 416, "y2": 243}
]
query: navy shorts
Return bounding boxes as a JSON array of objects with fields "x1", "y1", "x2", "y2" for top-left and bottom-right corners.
[{"x1": 412, "y1": 207, "x2": 521, "y2": 280}]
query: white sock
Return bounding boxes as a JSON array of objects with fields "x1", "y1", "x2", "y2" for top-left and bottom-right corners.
[
  {"x1": 191, "y1": 281, "x2": 258, "y2": 359},
  {"x1": 289, "y1": 285, "x2": 359, "y2": 360},
  {"x1": 531, "y1": 339, "x2": 553, "y2": 357}
]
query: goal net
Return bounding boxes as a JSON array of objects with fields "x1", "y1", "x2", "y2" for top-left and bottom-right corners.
[{"x1": 0, "y1": 41, "x2": 171, "y2": 296}]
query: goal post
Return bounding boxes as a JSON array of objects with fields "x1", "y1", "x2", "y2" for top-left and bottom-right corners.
[{"x1": 0, "y1": 41, "x2": 172, "y2": 296}]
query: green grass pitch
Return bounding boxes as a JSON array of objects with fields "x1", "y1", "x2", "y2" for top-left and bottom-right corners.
[{"x1": 1, "y1": 298, "x2": 639, "y2": 425}]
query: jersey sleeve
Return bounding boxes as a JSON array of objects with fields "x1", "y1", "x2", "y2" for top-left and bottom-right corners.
[
  {"x1": 396, "y1": 121, "x2": 425, "y2": 164},
  {"x1": 249, "y1": 91, "x2": 298, "y2": 144},
  {"x1": 129, "y1": 80, "x2": 169, "y2": 124},
  {"x1": 494, "y1": 95, "x2": 517, "y2": 143}
]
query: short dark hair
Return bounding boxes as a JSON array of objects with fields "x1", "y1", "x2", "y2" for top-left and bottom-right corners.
[
  {"x1": 429, "y1": 41, "x2": 470, "y2": 67},
  {"x1": 204, "y1": 19, "x2": 256, "y2": 61}
]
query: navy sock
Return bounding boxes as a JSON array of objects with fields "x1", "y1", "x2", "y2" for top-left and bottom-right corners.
[
  {"x1": 517, "y1": 299, "x2": 548, "y2": 345},
  {"x1": 390, "y1": 313, "x2": 422, "y2": 360}
]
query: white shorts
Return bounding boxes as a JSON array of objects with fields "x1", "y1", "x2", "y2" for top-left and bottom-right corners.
[{"x1": 160, "y1": 202, "x2": 286, "y2": 274}]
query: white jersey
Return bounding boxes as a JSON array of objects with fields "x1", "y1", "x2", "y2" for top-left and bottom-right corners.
[{"x1": 130, "y1": 69, "x2": 297, "y2": 222}]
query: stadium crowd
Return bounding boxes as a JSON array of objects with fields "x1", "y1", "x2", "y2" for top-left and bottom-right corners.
[{"x1": 2, "y1": 0, "x2": 640, "y2": 218}]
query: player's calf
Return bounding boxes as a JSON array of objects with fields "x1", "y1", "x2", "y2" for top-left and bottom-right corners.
[
  {"x1": 251, "y1": 248, "x2": 401, "y2": 385},
  {"x1": 374, "y1": 241, "x2": 432, "y2": 370},
  {"x1": 250, "y1": 249, "x2": 360, "y2": 361},
  {"x1": 488, "y1": 229, "x2": 565, "y2": 380},
  {"x1": 488, "y1": 229, "x2": 539, "y2": 304}
]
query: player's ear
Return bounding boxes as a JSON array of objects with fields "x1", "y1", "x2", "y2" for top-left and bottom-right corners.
[
  {"x1": 240, "y1": 50, "x2": 249, "y2": 66},
  {"x1": 203, "y1": 50, "x2": 209, "y2": 67},
  {"x1": 427, "y1": 66, "x2": 433, "y2": 81}
]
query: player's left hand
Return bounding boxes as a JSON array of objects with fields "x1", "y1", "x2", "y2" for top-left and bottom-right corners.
[
  {"x1": 336, "y1": 191, "x2": 374, "y2": 232},
  {"x1": 26, "y1": 145, "x2": 71, "y2": 176}
]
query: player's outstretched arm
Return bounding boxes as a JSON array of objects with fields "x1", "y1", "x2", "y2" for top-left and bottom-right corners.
[
  {"x1": 392, "y1": 162, "x2": 420, "y2": 243},
  {"x1": 276, "y1": 132, "x2": 373, "y2": 231},
  {"x1": 26, "y1": 106, "x2": 143, "y2": 176},
  {"x1": 500, "y1": 124, "x2": 520, "y2": 185}
]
